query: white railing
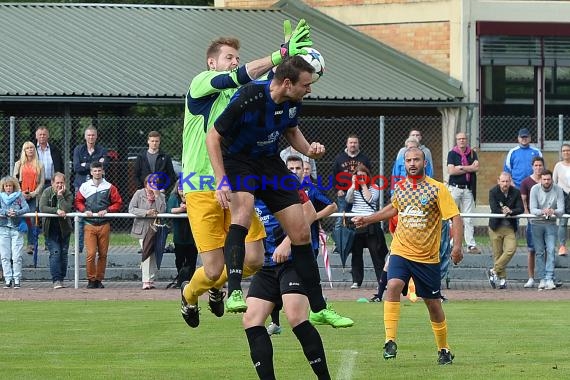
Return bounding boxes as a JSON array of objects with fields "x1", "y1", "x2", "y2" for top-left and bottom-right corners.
[{"x1": 19, "y1": 212, "x2": 562, "y2": 288}]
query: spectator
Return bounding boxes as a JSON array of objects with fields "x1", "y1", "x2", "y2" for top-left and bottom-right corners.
[
  {"x1": 14, "y1": 141, "x2": 45, "y2": 255},
  {"x1": 487, "y1": 172, "x2": 524, "y2": 289},
  {"x1": 35, "y1": 126, "x2": 64, "y2": 187},
  {"x1": 520, "y1": 156, "x2": 545, "y2": 288},
  {"x1": 529, "y1": 169, "x2": 564, "y2": 291},
  {"x1": 395, "y1": 129, "x2": 434, "y2": 176},
  {"x1": 504, "y1": 128, "x2": 542, "y2": 188},
  {"x1": 332, "y1": 134, "x2": 371, "y2": 250},
  {"x1": 552, "y1": 143, "x2": 570, "y2": 256},
  {"x1": 134, "y1": 130, "x2": 177, "y2": 194},
  {"x1": 39, "y1": 172, "x2": 73, "y2": 289},
  {"x1": 72, "y1": 126, "x2": 109, "y2": 253},
  {"x1": 345, "y1": 164, "x2": 388, "y2": 294},
  {"x1": 280, "y1": 146, "x2": 317, "y2": 178},
  {"x1": 447, "y1": 132, "x2": 480, "y2": 254},
  {"x1": 0, "y1": 176, "x2": 30, "y2": 289},
  {"x1": 166, "y1": 180, "x2": 198, "y2": 287},
  {"x1": 392, "y1": 136, "x2": 433, "y2": 190},
  {"x1": 129, "y1": 174, "x2": 166, "y2": 290},
  {"x1": 74, "y1": 162, "x2": 123, "y2": 289}
]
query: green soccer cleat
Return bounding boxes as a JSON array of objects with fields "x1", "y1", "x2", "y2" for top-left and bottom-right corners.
[
  {"x1": 309, "y1": 304, "x2": 354, "y2": 328},
  {"x1": 225, "y1": 290, "x2": 247, "y2": 313}
]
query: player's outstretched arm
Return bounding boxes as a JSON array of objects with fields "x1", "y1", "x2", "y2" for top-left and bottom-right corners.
[
  {"x1": 352, "y1": 204, "x2": 398, "y2": 228},
  {"x1": 245, "y1": 19, "x2": 312, "y2": 80}
]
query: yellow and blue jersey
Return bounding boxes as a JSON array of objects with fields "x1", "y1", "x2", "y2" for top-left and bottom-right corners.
[{"x1": 390, "y1": 176, "x2": 459, "y2": 264}]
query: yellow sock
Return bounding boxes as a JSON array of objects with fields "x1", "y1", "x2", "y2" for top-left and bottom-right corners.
[
  {"x1": 431, "y1": 319, "x2": 449, "y2": 351},
  {"x1": 212, "y1": 266, "x2": 228, "y2": 290},
  {"x1": 183, "y1": 266, "x2": 216, "y2": 305},
  {"x1": 242, "y1": 264, "x2": 259, "y2": 278},
  {"x1": 384, "y1": 301, "x2": 401, "y2": 342}
]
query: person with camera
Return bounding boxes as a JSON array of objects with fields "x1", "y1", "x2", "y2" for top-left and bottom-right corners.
[{"x1": 345, "y1": 164, "x2": 388, "y2": 294}]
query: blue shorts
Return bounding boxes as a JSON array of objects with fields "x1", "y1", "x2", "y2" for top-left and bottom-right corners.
[{"x1": 388, "y1": 254, "x2": 441, "y2": 299}]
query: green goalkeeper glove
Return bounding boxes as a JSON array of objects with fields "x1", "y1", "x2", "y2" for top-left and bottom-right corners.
[{"x1": 271, "y1": 19, "x2": 312, "y2": 65}]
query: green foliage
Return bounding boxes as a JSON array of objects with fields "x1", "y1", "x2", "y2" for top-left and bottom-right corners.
[{"x1": 0, "y1": 300, "x2": 569, "y2": 379}]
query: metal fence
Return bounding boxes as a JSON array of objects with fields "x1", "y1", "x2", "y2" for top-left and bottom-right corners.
[{"x1": 2, "y1": 113, "x2": 569, "y2": 235}]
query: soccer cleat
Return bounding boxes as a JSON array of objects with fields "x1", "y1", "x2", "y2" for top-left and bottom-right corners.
[
  {"x1": 208, "y1": 288, "x2": 226, "y2": 317},
  {"x1": 226, "y1": 290, "x2": 247, "y2": 313},
  {"x1": 309, "y1": 304, "x2": 354, "y2": 328},
  {"x1": 523, "y1": 278, "x2": 535, "y2": 288},
  {"x1": 180, "y1": 281, "x2": 200, "y2": 328},
  {"x1": 267, "y1": 322, "x2": 282, "y2": 336},
  {"x1": 558, "y1": 245, "x2": 568, "y2": 256},
  {"x1": 538, "y1": 279, "x2": 546, "y2": 290},
  {"x1": 437, "y1": 348, "x2": 454, "y2": 365},
  {"x1": 383, "y1": 340, "x2": 397, "y2": 360},
  {"x1": 487, "y1": 269, "x2": 497, "y2": 289}
]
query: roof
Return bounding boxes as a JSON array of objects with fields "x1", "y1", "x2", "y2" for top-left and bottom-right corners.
[{"x1": 0, "y1": 2, "x2": 464, "y2": 105}]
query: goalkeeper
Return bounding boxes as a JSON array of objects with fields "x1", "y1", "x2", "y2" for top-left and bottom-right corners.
[{"x1": 180, "y1": 20, "x2": 313, "y2": 328}]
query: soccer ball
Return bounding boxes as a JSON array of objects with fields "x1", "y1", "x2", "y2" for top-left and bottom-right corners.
[{"x1": 300, "y1": 48, "x2": 325, "y2": 83}]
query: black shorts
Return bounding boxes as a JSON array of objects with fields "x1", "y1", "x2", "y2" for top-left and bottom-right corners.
[
  {"x1": 247, "y1": 261, "x2": 306, "y2": 305},
  {"x1": 223, "y1": 154, "x2": 301, "y2": 214}
]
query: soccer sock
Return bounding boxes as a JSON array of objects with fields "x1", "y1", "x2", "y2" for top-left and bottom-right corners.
[
  {"x1": 292, "y1": 321, "x2": 331, "y2": 380},
  {"x1": 184, "y1": 266, "x2": 215, "y2": 305},
  {"x1": 245, "y1": 326, "x2": 275, "y2": 380},
  {"x1": 270, "y1": 304, "x2": 281, "y2": 326},
  {"x1": 384, "y1": 301, "x2": 401, "y2": 342},
  {"x1": 431, "y1": 319, "x2": 449, "y2": 351},
  {"x1": 377, "y1": 270, "x2": 388, "y2": 298},
  {"x1": 243, "y1": 264, "x2": 259, "y2": 278},
  {"x1": 291, "y1": 243, "x2": 327, "y2": 312},
  {"x1": 225, "y1": 224, "x2": 248, "y2": 295},
  {"x1": 211, "y1": 266, "x2": 228, "y2": 290}
]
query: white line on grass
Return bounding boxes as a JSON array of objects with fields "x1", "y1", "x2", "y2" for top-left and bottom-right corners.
[{"x1": 335, "y1": 349, "x2": 358, "y2": 380}]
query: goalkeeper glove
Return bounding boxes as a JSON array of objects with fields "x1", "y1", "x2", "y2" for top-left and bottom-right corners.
[{"x1": 271, "y1": 19, "x2": 312, "y2": 65}]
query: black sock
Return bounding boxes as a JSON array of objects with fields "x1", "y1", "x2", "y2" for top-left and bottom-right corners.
[
  {"x1": 270, "y1": 304, "x2": 281, "y2": 326},
  {"x1": 377, "y1": 270, "x2": 388, "y2": 298},
  {"x1": 225, "y1": 224, "x2": 248, "y2": 295},
  {"x1": 245, "y1": 326, "x2": 275, "y2": 380},
  {"x1": 291, "y1": 244, "x2": 327, "y2": 312},
  {"x1": 292, "y1": 321, "x2": 330, "y2": 380}
]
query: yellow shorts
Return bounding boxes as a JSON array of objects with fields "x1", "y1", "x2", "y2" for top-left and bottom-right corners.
[{"x1": 185, "y1": 191, "x2": 266, "y2": 253}]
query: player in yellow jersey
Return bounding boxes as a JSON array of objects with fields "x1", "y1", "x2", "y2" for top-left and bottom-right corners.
[{"x1": 352, "y1": 147, "x2": 464, "y2": 365}]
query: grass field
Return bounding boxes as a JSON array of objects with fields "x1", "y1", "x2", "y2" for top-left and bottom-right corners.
[{"x1": 0, "y1": 300, "x2": 568, "y2": 379}]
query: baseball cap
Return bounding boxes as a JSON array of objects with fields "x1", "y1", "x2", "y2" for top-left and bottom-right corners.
[{"x1": 518, "y1": 128, "x2": 530, "y2": 137}]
